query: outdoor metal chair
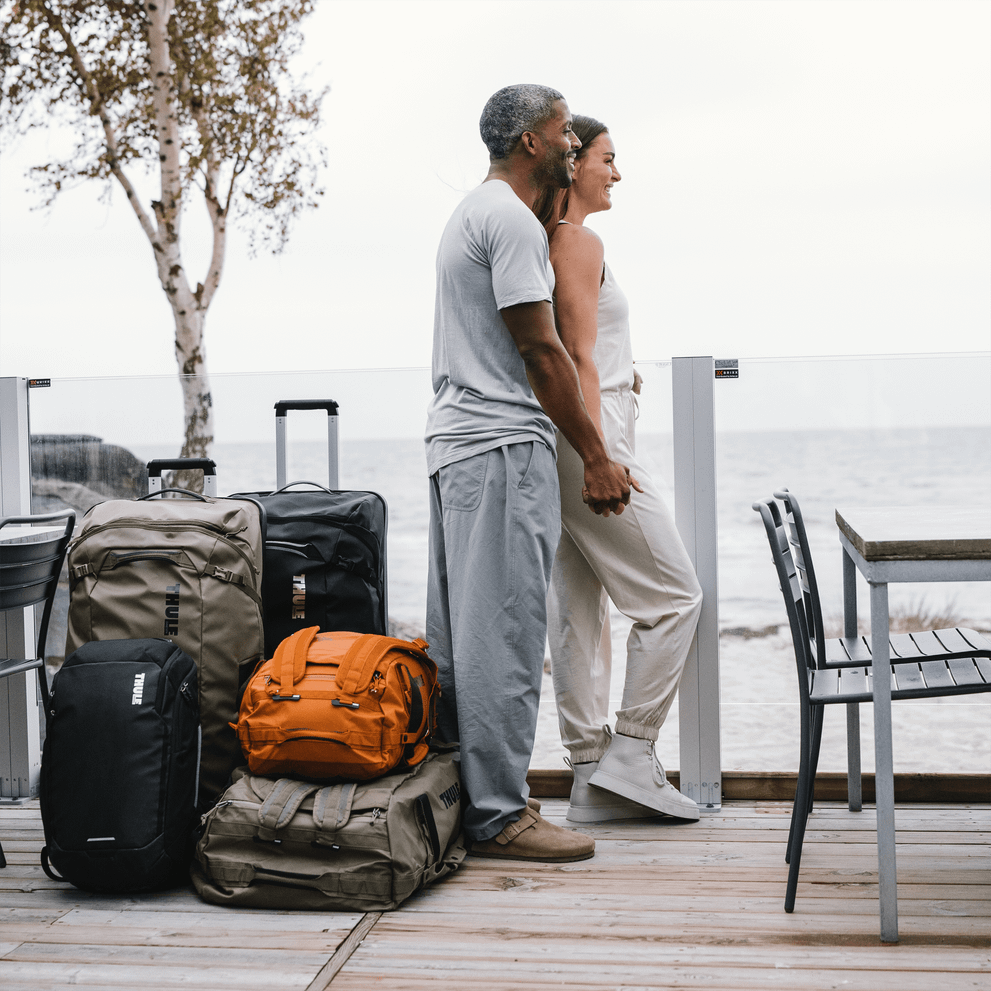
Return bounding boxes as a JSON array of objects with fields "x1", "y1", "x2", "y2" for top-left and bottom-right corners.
[
  {"x1": 0, "y1": 509, "x2": 75, "y2": 868},
  {"x1": 773, "y1": 488, "x2": 991, "y2": 815},
  {"x1": 752, "y1": 495, "x2": 991, "y2": 914}
]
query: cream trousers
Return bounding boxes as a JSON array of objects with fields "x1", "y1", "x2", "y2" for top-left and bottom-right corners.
[{"x1": 547, "y1": 390, "x2": 703, "y2": 763}]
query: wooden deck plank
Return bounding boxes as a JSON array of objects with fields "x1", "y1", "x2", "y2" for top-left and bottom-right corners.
[
  {"x1": 1, "y1": 798, "x2": 987, "y2": 990},
  {"x1": 0, "y1": 961, "x2": 319, "y2": 989},
  {"x1": 331, "y1": 948, "x2": 991, "y2": 991}
]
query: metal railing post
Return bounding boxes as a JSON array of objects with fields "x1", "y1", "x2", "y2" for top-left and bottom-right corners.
[
  {"x1": 0, "y1": 377, "x2": 42, "y2": 801},
  {"x1": 672, "y1": 357, "x2": 721, "y2": 809}
]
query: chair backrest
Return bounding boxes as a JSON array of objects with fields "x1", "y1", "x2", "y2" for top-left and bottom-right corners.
[
  {"x1": 752, "y1": 497, "x2": 816, "y2": 697},
  {"x1": 0, "y1": 510, "x2": 76, "y2": 662},
  {"x1": 772, "y1": 488, "x2": 828, "y2": 664}
]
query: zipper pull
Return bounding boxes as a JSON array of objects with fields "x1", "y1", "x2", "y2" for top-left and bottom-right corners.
[{"x1": 200, "y1": 799, "x2": 233, "y2": 825}]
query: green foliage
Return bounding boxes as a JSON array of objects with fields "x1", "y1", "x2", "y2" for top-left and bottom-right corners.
[{"x1": 1, "y1": 0, "x2": 325, "y2": 253}]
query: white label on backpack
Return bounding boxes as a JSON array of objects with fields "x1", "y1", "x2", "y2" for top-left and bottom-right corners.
[
  {"x1": 131, "y1": 672, "x2": 146, "y2": 705},
  {"x1": 292, "y1": 574, "x2": 306, "y2": 619}
]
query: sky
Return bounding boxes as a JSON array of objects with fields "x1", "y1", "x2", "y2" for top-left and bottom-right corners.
[{"x1": 1, "y1": 0, "x2": 989, "y2": 385}]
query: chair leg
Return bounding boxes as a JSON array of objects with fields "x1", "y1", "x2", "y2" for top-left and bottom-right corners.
[
  {"x1": 785, "y1": 702, "x2": 820, "y2": 913},
  {"x1": 0, "y1": 839, "x2": 6, "y2": 869},
  {"x1": 786, "y1": 698, "x2": 815, "y2": 865},
  {"x1": 845, "y1": 701, "x2": 862, "y2": 812},
  {"x1": 808, "y1": 706, "x2": 825, "y2": 815},
  {"x1": 788, "y1": 705, "x2": 824, "y2": 859}
]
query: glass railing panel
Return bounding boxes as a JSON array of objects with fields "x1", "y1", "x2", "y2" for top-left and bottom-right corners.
[
  {"x1": 714, "y1": 353, "x2": 991, "y2": 774},
  {"x1": 25, "y1": 355, "x2": 989, "y2": 776}
]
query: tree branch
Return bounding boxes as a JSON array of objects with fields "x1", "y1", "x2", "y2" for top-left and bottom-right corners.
[
  {"x1": 187, "y1": 88, "x2": 225, "y2": 312},
  {"x1": 39, "y1": 0, "x2": 158, "y2": 244}
]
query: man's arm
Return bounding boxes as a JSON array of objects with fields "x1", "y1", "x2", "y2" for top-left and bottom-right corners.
[{"x1": 501, "y1": 300, "x2": 631, "y2": 516}]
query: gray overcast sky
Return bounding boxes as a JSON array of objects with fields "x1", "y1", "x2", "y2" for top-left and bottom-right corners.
[{"x1": 1, "y1": 0, "x2": 989, "y2": 382}]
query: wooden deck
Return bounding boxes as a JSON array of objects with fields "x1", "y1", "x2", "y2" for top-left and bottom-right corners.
[{"x1": 1, "y1": 798, "x2": 988, "y2": 989}]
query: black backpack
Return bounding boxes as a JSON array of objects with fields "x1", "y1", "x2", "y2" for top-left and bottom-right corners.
[{"x1": 40, "y1": 638, "x2": 200, "y2": 892}]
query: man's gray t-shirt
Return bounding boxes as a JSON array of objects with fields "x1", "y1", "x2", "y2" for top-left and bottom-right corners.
[{"x1": 425, "y1": 180, "x2": 557, "y2": 476}]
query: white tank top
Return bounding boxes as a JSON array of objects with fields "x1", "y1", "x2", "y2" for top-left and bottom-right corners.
[
  {"x1": 592, "y1": 261, "x2": 635, "y2": 393},
  {"x1": 556, "y1": 222, "x2": 635, "y2": 393}
]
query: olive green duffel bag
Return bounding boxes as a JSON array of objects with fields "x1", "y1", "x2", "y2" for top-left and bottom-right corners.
[{"x1": 190, "y1": 749, "x2": 467, "y2": 911}]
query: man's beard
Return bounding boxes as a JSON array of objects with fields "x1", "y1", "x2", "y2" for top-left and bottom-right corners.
[{"x1": 536, "y1": 152, "x2": 573, "y2": 190}]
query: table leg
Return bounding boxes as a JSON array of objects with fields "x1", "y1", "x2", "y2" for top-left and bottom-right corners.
[
  {"x1": 842, "y1": 549, "x2": 862, "y2": 812},
  {"x1": 869, "y1": 580, "x2": 898, "y2": 943}
]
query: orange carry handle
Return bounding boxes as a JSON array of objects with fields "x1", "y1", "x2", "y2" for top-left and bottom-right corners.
[{"x1": 274, "y1": 626, "x2": 320, "y2": 692}]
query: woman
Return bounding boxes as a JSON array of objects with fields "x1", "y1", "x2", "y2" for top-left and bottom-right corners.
[{"x1": 543, "y1": 116, "x2": 703, "y2": 823}]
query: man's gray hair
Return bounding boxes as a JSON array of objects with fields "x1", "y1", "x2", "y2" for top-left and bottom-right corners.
[{"x1": 479, "y1": 84, "x2": 565, "y2": 160}]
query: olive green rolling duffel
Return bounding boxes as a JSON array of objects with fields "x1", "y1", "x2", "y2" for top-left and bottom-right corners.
[
  {"x1": 65, "y1": 490, "x2": 265, "y2": 805},
  {"x1": 190, "y1": 749, "x2": 466, "y2": 911}
]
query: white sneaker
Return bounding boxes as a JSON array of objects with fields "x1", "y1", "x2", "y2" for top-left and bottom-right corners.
[
  {"x1": 565, "y1": 758, "x2": 661, "y2": 823},
  {"x1": 589, "y1": 734, "x2": 701, "y2": 821}
]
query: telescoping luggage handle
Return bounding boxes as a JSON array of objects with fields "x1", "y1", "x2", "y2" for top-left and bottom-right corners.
[
  {"x1": 275, "y1": 400, "x2": 340, "y2": 492},
  {"x1": 148, "y1": 459, "x2": 218, "y2": 496}
]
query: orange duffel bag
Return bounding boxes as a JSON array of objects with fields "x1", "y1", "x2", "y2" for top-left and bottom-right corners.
[{"x1": 234, "y1": 626, "x2": 439, "y2": 781}]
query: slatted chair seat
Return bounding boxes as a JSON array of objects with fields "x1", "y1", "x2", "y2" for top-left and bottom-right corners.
[
  {"x1": 752, "y1": 493, "x2": 991, "y2": 916},
  {"x1": 810, "y1": 656, "x2": 991, "y2": 704},
  {"x1": 822, "y1": 626, "x2": 991, "y2": 666}
]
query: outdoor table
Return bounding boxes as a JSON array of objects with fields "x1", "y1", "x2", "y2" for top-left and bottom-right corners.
[{"x1": 835, "y1": 506, "x2": 991, "y2": 943}]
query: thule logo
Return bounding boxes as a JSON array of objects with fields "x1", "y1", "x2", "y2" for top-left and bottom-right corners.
[
  {"x1": 164, "y1": 583, "x2": 180, "y2": 635},
  {"x1": 291, "y1": 574, "x2": 306, "y2": 619},
  {"x1": 131, "y1": 672, "x2": 146, "y2": 705},
  {"x1": 438, "y1": 782, "x2": 461, "y2": 810}
]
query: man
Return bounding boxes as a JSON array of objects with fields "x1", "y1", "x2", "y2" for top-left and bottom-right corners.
[{"x1": 425, "y1": 84, "x2": 632, "y2": 862}]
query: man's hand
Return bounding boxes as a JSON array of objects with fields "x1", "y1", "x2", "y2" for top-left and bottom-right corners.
[
  {"x1": 500, "y1": 301, "x2": 643, "y2": 517},
  {"x1": 581, "y1": 460, "x2": 642, "y2": 517}
]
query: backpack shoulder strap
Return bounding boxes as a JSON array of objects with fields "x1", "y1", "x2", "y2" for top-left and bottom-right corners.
[
  {"x1": 258, "y1": 778, "x2": 323, "y2": 837},
  {"x1": 312, "y1": 781, "x2": 357, "y2": 833},
  {"x1": 336, "y1": 635, "x2": 431, "y2": 695}
]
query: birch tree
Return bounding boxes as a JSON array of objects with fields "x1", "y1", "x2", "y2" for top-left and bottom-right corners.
[{"x1": 1, "y1": 0, "x2": 325, "y2": 482}]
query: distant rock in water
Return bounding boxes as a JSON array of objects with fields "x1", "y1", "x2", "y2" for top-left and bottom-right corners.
[
  {"x1": 31, "y1": 434, "x2": 146, "y2": 513},
  {"x1": 30, "y1": 434, "x2": 149, "y2": 663},
  {"x1": 388, "y1": 618, "x2": 426, "y2": 642}
]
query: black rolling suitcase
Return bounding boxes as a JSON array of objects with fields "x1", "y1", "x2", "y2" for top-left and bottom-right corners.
[
  {"x1": 40, "y1": 638, "x2": 200, "y2": 892},
  {"x1": 232, "y1": 400, "x2": 389, "y2": 657}
]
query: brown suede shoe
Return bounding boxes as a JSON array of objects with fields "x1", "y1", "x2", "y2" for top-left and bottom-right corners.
[
  {"x1": 526, "y1": 797, "x2": 541, "y2": 814},
  {"x1": 469, "y1": 808, "x2": 594, "y2": 863}
]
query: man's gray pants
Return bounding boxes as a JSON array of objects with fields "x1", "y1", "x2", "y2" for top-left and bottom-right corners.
[{"x1": 426, "y1": 441, "x2": 561, "y2": 842}]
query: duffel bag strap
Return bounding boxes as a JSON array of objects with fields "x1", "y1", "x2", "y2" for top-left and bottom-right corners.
[
  {"x1": 258, "y1": 778, "x2": 323, "y2": 837},
  {"x1": 336, "y1": 635, "x2": 432, "y2": 695},
  {"x1": 274, "y1": 626, "x2": 320, "y2": 692},
  {"x1": 312, "y1": 781, "x2": 357, "y2": 836}
]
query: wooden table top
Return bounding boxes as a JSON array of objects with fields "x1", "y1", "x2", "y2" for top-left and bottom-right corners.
[{"x1": 835, "y1": 506, "x2": 991, "y2": 561}]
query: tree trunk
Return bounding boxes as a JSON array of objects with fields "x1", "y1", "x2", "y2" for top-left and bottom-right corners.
[
  {"x1": 145, "y1": 0, "x2": 217, "y2": 493},
  {"x1": 173, "y1": 307, "x2": 215, "y2": 492}
]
